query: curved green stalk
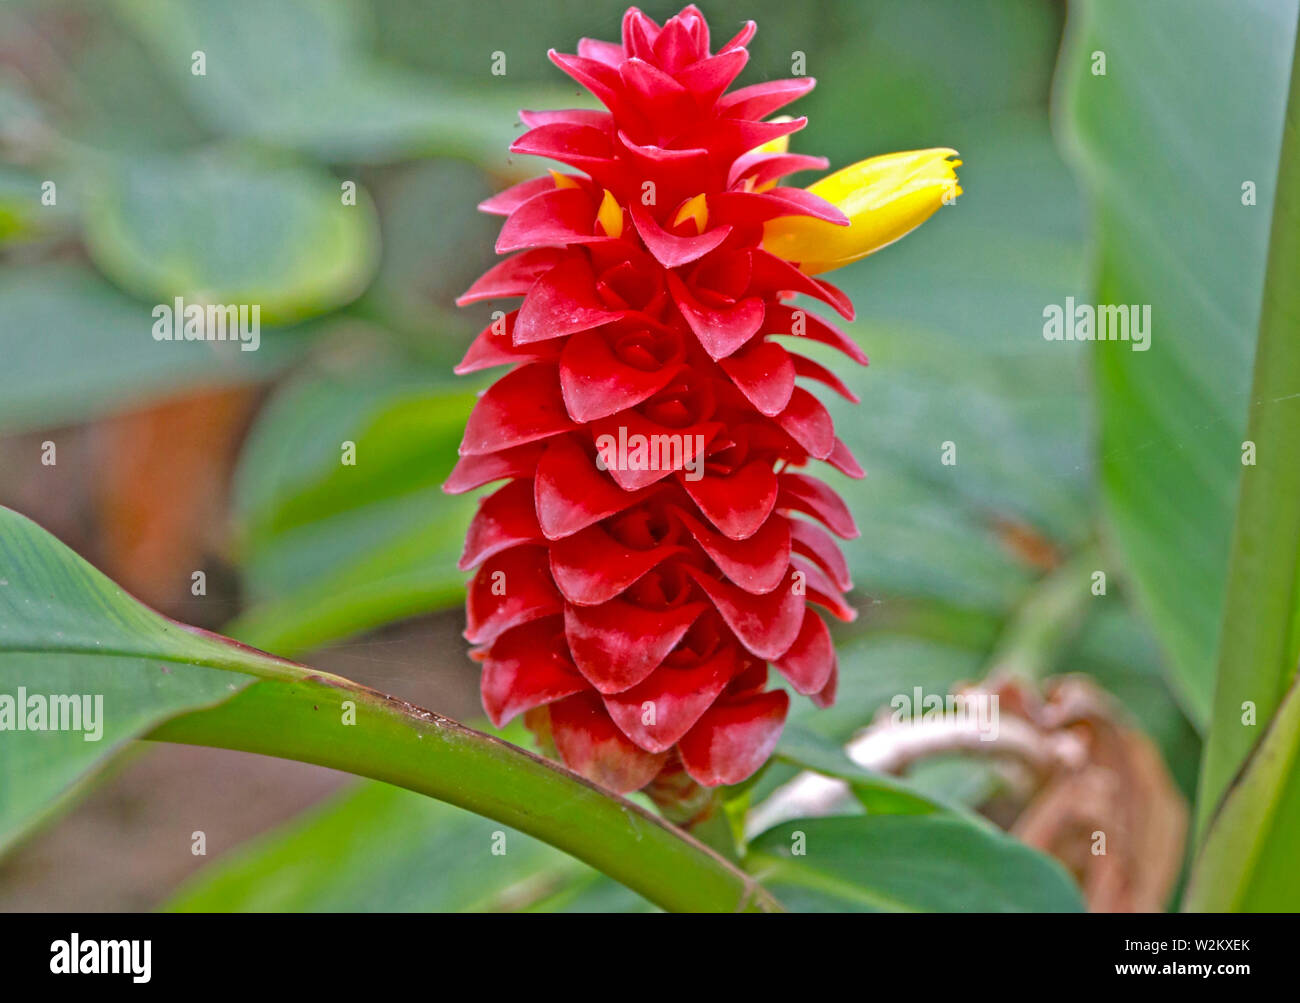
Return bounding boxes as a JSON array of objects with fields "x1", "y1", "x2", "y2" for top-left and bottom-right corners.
[{"x1": 147, "y1": 675, "x2": 780, "y2": 913}]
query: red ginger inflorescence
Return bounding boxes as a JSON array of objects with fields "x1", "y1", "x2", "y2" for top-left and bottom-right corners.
[{"x1": 448, "y1": 5, "x2": 959, "y2": 803}]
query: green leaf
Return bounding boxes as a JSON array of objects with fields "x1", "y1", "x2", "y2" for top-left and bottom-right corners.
[
  {"x1": 0, "y1": 511, "x2": 296, "y2": 678},
  {"x1": 226, "y1": 365, "x2": 478, "y2": 654},
  {"x1": 82, "y1": 150, "x2": 379, "y2": 324},
  {"x1": 0, "y1": 264, "x2": 308, "y2": 434},
  {"x1": 0, "y1": 506, "x2": 773, "y2": 912},
  {"x1": 167, "y1": 778, "x2": 653, "y2": 912},
  {"x1": 745, "y1": 816, "x2": 1084, "y2": 912},
  {"x1": 0, "y1": 653, "x2": 247, "y2": 852},
  {"x1": 0, "y1": 507, "x2": 292, "y2": 849},
  {"x1": 1056, "y1": 0, "x2": 1298, "y2": 724}
]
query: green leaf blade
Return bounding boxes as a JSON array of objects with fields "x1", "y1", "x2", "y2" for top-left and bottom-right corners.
[
  {"x1": 746, "y1": 816, "x2": 1084, "y2": 913},
  {"x1": 1056, "y1": 0, "x2": 1299, "y2": 724}
]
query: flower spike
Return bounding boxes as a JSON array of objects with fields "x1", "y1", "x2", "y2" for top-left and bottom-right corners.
[{"x1": 451, "y1": 6, "x2": 959, "y2": 805}]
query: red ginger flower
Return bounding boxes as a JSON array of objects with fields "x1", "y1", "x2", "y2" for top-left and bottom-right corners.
[{"x1": 448, "y1": 5, "x2": 959, "y2": 798}]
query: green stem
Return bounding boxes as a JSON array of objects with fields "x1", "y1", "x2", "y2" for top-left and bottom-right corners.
[
  {"x1": 147, "y1": 675, "x2": 781, "y2": 913},
  {"x1": 1194, "y1": 33, "x2": 1300, "y2": 843}
]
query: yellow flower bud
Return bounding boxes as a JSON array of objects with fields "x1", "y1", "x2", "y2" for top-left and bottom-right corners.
[{"x1": 761, "y1": 148, "x2": 961, "y2": 275}]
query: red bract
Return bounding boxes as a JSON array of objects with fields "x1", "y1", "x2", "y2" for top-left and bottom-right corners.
[{"x1": 450, "y1": 5, "x2": 868, "y2": 800}]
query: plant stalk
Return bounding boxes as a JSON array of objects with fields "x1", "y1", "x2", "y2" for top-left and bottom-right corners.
[
  {"x1": 1194, "y1": 31, "x2": 1300, "y2": 843},
  {"x1": 147, "y1": 674, "x2": 782, "y2": 913}
]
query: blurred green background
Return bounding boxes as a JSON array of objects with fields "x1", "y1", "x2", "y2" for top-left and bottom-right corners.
[{"x1": 0, "y1": 0, "x2": 1293, "y2": 911}]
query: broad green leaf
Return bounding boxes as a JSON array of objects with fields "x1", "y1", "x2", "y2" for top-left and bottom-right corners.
[
  {"x1": 745, "y1": 816, "x2": 1084, "y2": 912},
  {"x1": 0, "y1": 511, "x2": 295, "y2": 677},
  {"x1": 1056, "y1": 0, "x2": 1298, "y2": 724},
  {"x1": 226, "y1": 365, "x2": 478, "y2": 655},
  {"x1": 82, "y1": 150, "x2": 380, "y2": 324},
  {"x1": 0, "y1": 508, "x2": 292, "y2": 848},
  {"x1": 0, "y1": 653, "x2": 246, "y2": 852},
  {"x1": 0, "y1": 507, "x2": 771, "y2": 911},
  {"x1": 168, "y1": 778, "x2": 653, "y2": 913},
  {"x1": 0, "y1": 264, "x2": 309, "y2": 434},
  {"x1": 1196, "y1": 24, "x2": 1300, "y2": 829}
]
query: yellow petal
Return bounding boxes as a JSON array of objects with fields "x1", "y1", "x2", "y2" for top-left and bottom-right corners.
[
  {"x1": 597, "y1": 188, "x2": 624, "y2": 239},
  {"x1": 672, "y1": 193, "x2": 709, "y2": 234},
  {"x1": 761, "y1": 148, "x2": 961, "y2": 275},
  {"x1": 549, "y1": 169, "x2": 580, "y2": 190}
]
